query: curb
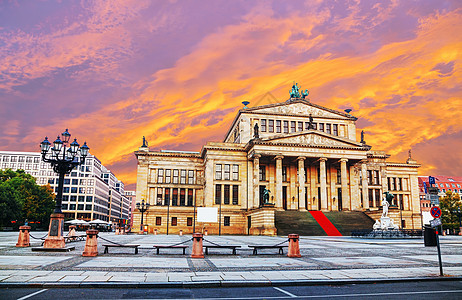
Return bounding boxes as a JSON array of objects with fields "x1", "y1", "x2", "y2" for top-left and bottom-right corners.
[{"x1": 1, "y1": 276, "x2": 461, "y2": 289}]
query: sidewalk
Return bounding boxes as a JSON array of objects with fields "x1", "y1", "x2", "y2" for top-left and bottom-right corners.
[{"x1": 1, "y1": 232, "x2": 461, "y2": 287}]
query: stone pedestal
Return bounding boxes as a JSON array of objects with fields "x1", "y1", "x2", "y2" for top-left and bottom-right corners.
[
  {"x1": 373, "y1": 217, "x2": 399, "y2": 230},
  {"x1": 16, "y1": 226, "x2": 31, "y2": 247},
  {"x1": 82, "y1": 229, "x2": 99, "y2": 257},
  {"x1": 68, "y1": 225, "x2": 76, "y2": 237},
  {"x1": 43, "y1": 213, "x2": 65, "y2": 249}
]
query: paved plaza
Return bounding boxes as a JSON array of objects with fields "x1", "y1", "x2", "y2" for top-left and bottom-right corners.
[{"x1": 0, "y1": 231, "x2": 461, "y2": 286}]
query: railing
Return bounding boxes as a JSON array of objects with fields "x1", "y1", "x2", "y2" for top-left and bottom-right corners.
[{"x1": 351, "y1": 229, "x2": 423, "y2": 238}]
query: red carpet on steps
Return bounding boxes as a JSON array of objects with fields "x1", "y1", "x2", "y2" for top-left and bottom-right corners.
[{"x1": 309, "y1": 211, "x2": 342, "y2": 236}]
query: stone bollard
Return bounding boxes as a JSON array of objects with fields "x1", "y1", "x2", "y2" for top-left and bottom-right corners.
[
  {"x1": 82, "y1": 229, "x2": 99, "y2": 257},
  {"x1": 179, "y1": 230, "x2": 183, "y2": 236},
  {"x1": 115, "y1": 227, "x2": 120, "y2": 235},
  {"x1": 16, "y1": 226, "x2": 31, "y2": 247},
  {"x1": 191, "y1": 233, "x2": 204, "y2": 258},
  {"x1": 68, "y1": 225, "x2": 76, "y2": 237},
  {"x1": 204, "y1": 229, "x2": 208, "y2": 236},
  {"x1": 287, "y1": 233, "x2": 301, "y2": 257},
  {"x1": 154, "y1": 229, "x2": 158, "y2": 235}
]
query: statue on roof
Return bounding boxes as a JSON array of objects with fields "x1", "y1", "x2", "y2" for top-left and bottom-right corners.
[
  {"x1": 290, "y1": 82, "x2": 301, "y2": 98},
  {"x1": 360, "y1": 130, "x2": 366, "y2": 144},
  {"x1": 301, "y1": 89, "x2": 309, "y2": 99},
  {"x1": 254, "y1": 123, "x2": 259, "y2": 139},
  {"x1": 308, "y1": 114, "x2": 314, "y2": 129},
  {"x1": 142, "y1": 136, "x2": 149, "y2": 147}
]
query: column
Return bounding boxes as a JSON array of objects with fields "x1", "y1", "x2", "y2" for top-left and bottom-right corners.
[
  {"x1": 298, "y1": 157, "x2": 306, "y2": 211},
  {"x1": 253, "y1": 154, "x2": 261, "y2": 209},
  {"x1": 330, "y1": 166, "x2": 337, "y2": 211},
  {"x1": 275, "y1": 155, "x2": 283, "y2": 209},
  {"x1": 361, "y1": 163, "x2": 369, "y2": 209},
  {"x1": 320, "y1": 158, "x2": 328, "y2": 210},
  {"x1": 340, "y1": 159, "x2": 350, "y2": 210},
  {"x1": 310, "y1": 165, "x2": 316, "y2": 210}
]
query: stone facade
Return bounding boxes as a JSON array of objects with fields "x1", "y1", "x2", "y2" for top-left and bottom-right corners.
[{"x1": 134, "y1": 96, "x2": 421, "y2": 235}]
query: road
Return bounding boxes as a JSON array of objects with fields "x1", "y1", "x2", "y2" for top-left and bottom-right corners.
[{"x1": 2, "y1": 280, "x2": 462, "y2": 300}]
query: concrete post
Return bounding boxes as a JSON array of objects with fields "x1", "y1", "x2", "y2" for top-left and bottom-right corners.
[
  {"x1": 16, "y1": 226, "x2": 31, "y2": 247},
  {"x1": 287, "y1": 234, "x2": 301, "y2": 257},
  {"x1": 82, "y1": 229, "x2": 99, "y2": 257},
  {"x1": 191, "y1": 233, "x2": 204, "y2": 258}
]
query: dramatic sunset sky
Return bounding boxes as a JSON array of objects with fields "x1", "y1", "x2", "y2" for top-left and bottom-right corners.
[{"x1": 1, "y1": 0, "x2": 461, "y2": 190}]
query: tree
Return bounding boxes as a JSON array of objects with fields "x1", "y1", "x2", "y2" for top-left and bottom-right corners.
[
  {"x1": 0, "y1": 169, "x2": 55, "y2": 229},
  {"x1": 439, "y1": 191, "x2": 462, "y2": 232}
]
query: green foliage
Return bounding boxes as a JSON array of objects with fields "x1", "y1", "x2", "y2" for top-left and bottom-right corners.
[
  {"x1": 439, "y1": 191, "x2": 462, "y2": 231},
  {"x1": 0, "y1": 169, "x2": 55, "y2": 229}
]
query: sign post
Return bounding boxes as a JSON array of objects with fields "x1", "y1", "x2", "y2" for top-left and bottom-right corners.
[{"x1": 430, "y1": 206, "x2": 443, "y2": 276}]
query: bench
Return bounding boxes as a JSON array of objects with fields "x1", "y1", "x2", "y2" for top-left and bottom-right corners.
[
  {"x1": 103, "y1": 244, "x2": 140, "y2": 254},
  {"x1": 248, "y1": 245, "x2": 288, "y2": 255},
  {"x1": 203, "y1": 244, "x2": 241, "y2": 255},
  {"x1": 64, "y1": 235, "x2": 86, "y2": 243},
  {"x1": 153, "y1": 245, "x2": 188, "y2": 255}
]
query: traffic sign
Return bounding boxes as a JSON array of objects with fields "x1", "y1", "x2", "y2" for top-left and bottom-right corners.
[
  {"x1": 430, "y1": 206, "x2": 442, "y2": 218},
  {"x1": 430, "y1": 218, "x2": 442, "y2": 228}
]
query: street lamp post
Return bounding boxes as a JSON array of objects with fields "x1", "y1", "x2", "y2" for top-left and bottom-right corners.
[
  {"x1": 455, "y1": 207, "x2": 461, "y2": 235},
  {"x1": 136, "y1": 199, "x2": 150, "y2": 234},
  {"x1": 39, "y1": 129, "x2": 89, "y2": 249}
]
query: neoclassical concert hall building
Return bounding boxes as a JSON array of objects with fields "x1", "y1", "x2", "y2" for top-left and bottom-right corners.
[{"x1": 134, "y1": 86, "x2": 421, "y2": 235}]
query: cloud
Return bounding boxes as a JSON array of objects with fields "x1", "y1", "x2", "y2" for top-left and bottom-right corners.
[{"x1": 0, "y1": 1, "x2": 461, "y2": 189}]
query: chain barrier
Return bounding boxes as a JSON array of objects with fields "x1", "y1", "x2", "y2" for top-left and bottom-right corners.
[
  {"x1": 202, "y1": 238, "x2": 225, "y2": 246},
  {"x1": 29, "y1": 233, "x2": 48, "y2": 240},
  {"x1": 268, "y1": 238, "x2": 289, "y2": 247},
  {"x1": 163, "y1": 237, "x2": 193, "y2": 247},
  {"x1": 96, "y1": 234, "x2": 127, "y2": 246}
]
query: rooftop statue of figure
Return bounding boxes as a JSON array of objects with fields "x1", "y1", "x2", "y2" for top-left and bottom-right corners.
[
  {"x1": 254, "y1": 123, "x2": 259, "y2": 139},
  {"x1": 142, "y1": 136, "x2": 149, "y2": 147},
  {"x1": 290, "y1": 82, "x2": 301, "y2": 98},
  {"x1": 301, "y1": 89, "x2": 309, "y2": 99}
]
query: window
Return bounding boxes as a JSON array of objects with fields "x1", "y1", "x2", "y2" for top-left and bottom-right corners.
[
  {"x1": 291, "y1": 121, "x2": 296, "y2": 132},
  {"x1": 85, "y1": 204, "x2": 92, "y2": 210},
  {"x1": 298, "y1": 122, "x2": 303, "y2": 131},
  {"x1": 26, "y1": 157, "x2": 32, "y2": 163},
  {"x1": 232, "y1": 165, "x2": 239, "y2": 180},
  {"x1": 282, "y1": 166, "x2": 287, "y2": 182},
  {"x1": 78, "y1": 204, "x2": 84, "y2": 210},
  {"x1": 164, "y1": 188, "x2": 170, "y2": 206},
  {"x1": 232, "y1": 185, "x2": 239, "y2": 205},
  {"x1": 171, "y1": 217, "x2": 177, "y2": 226},
  {"x1": 259, "y1": 166, "x2": 266, "y2": 181},
  {"x1": 80, "y1": 179, "x2": 86, "y2": 185},
  {"x1": 180, "y1": 188, "x2": 186, "y2": 206},
  {"x1": 64, "y1": 187, "x2": 70, "y2": 193},
  {"x1": 187, "y1": 217, "x2": 193, "y2": 226},
  {"x1": 172, "y1": 188, "x2": 178, "y2": 206},
  {"x1": 337, "y1": 167, "x2": 341, "y2": 184},
  {"x1": 71, "y1": 187, "x2": 77, "y2": 193},
  {"x1": 157, "y1": 189, "x2": 163, "y2": 205},
  {"x1": 333, "y1": 124, "x2": 338, "y2": 136},
  {"x1": 276, "y1": 120, "x2": 281, "y2": 133},
  {"x1": 188, "y1": 170, "x2": 194, "y2": 184},
  {"x1": 72, "y1": 179, "x2": 78, "y2": 185},
  {"x1": 224, "y1": 185, "x2": 230, "y2": 204},
  {"x1": 173, "y1": 169, "x2": 179, "y2": 184},
  {"x1": 374, "y1": 171, "x2": 379, "y2": 185},
  {"x1": 261, "y1": 119, "x2": 266, "y2": 132},
  {"x1": 86, "y1": 196, "x2": 93, "y2": 202},
  {"x1": 48, "y1": 178, "x2": 55, "y2": 184},
  {"x1": 224, "y1": 216, "x2": 230, "y2": 226},
  {"x1": 165, "y1": 169, "x2": 171, "y2": 183},
  {"x1": 33, "y1": 157, "x2": 39, "y2": 163},
  {"x1": 215, "y1": 164, "x2": 222, "y2": 180},
  {"x1": 224, "y1": 164, "x2": 230, "y2": 180},
  {"x1": 157, "y1": 169, "x2": 164, "y2": 183},
  {"x1": 283, "y1": 121, "x2": 289, "y2": 133},
  {"x1": 326, "y1": 124, "x2": 331, "y2": 134},
  {"x1": 180, "y1": 169, "x2": 186, "y2": 184},
  {"x1": 268, "y1": 120, "x2": 274, "y2": 132},
  {"x1": 64, "y1": 179, "x2": 70, "y2": 185},
  {"x1": 319, "y1": 123, "x2": 324, "y2": 132},
  {"x1": 18, "y1": 156, "x2": 24, "y2": 162},
  {"x1": 10, "y1": 156, "x2": 17, "y2": 162},
  {"x1": 156, "y1": 217, "x2": 161, "y2": 225},
  {"x1": 215, "y1": 185, "x2": 222, "y2": 204},
  {"x1": 187, "y1": 189, "x2": 194, "y2": 206}
]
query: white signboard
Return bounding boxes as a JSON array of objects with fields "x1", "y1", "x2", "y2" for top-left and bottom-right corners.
[
  {"x1": 197, "y1": 207, "x2": 218, "y2": 222},
  {"x1": 430, "y1": 218, "x2": 442, "y2": 228}
]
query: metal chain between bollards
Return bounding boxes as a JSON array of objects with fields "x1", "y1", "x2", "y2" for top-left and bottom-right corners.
[
  {"x1": 269, "y1": 238, "x2": 290, "y2": 247},
  {"x1": 96, "y1": 234, "x2": 128, "y2": 246},
  {"x1": 202, "y1": 238, "x2": 225, "y2": 246},
  {"x1": 29, "y1": 233, "x2": 48, "y2": 240},
  {"x1": 164, "y1": 237, "x2": 193, "y2": 247}
]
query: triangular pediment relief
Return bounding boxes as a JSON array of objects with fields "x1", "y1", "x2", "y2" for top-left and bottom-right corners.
[
  {"x1": 246, "y1": 100, "x2": 354, "y2": 120},
  {"x1": 261, "y1": 131, "x2": 364, "y2": 148}
]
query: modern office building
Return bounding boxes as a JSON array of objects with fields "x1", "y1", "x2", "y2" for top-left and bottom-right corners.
[
  {"x1": 124, "y1": 190, "x2": 136, "y2": 227},
  {"x1": 134, "y1": 84, "x2": 422, "y2": 235},
  {"x1": 0, "y1": 150, "x2": 130, "y2": 224}
]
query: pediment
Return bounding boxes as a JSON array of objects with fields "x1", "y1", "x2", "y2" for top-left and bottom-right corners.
[
  {"x1": 261, "y1": 131, "x2": 364, "y2": 148},
  {"x1": 247, "y1": 100, "x2": 354, "y2": 120}
]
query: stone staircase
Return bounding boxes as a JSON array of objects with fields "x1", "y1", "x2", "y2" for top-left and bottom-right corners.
[{"x1": 275, "y1": 210, "x2": 376, "y2": 236}]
